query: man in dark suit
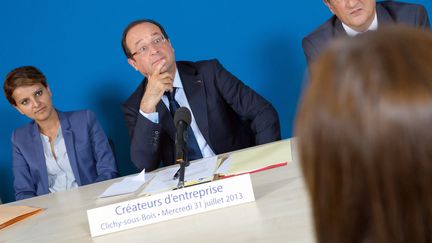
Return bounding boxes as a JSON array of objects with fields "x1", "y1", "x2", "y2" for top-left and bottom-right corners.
[
  {"x1": 121, "y1": 19, "x2": 281, "y2": 171},
  {"x1": 303, "y1": 0, "x2": 430, "y2": 67}
]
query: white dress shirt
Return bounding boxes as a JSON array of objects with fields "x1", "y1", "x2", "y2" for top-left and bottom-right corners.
[
  {"x1": 40, "y1": 126, "x2": 78, "y2": 193},
  {"x1": 140, "y1": 70, "x2": 216, "y2": 158}
]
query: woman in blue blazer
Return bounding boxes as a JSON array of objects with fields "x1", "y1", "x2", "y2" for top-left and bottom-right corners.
[{"x1": 4, "y1": 66, "x2": 118, "y2": 200}]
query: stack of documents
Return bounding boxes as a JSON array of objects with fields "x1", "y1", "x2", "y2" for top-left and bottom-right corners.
[
  {"x1": 143, "y1": 155, "x2": 218, "y2": 195},
  {"x1": 97, "y1": 139, "x2": 292, "y2": 198},
  {"x1": 215, "y1": 140, "x2": 292, "y2": 177}
]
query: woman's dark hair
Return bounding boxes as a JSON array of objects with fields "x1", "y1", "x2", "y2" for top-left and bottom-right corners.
[{"x1": 4, "y1": 66, "x2": 47, "y2": 106}]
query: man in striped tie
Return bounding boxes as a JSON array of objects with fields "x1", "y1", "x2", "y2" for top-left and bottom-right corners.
[{"x1": 121, "y1": 19, "x2": 281, "y2": 172}]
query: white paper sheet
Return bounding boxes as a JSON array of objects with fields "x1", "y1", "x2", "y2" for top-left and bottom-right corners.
[
  {"x1": 215, "y1": 155, "x2": 232, "y2": 175},
  {"x1": 99, "y1": 169, "x2": 146, "y2": 198},
  {"x1": 184, "y1": 155, "x2": 218, "y2": 181}
]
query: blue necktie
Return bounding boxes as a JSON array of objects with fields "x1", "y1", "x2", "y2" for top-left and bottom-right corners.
[{"x1": 166, "y1": 88, "x2": 203, "y2": 161}]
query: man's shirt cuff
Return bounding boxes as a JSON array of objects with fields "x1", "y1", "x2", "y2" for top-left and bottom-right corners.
[{"x1": 139, "y1": 110, "x2": 159, "y2": 123}]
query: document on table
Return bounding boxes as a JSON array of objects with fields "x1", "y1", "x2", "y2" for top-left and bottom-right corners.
[
  {"x1": 0, "y1": 205, "x2": 43, "y2": 229},
  {"x1": 143, "y1": 155, "x2": 218, "y2": 195},
  {"x1": 99, "y1": 169, "x2": 147, "y2": 198},
  {"x1": 215, "y1": 139, "x2": 292, "y2": 177}
]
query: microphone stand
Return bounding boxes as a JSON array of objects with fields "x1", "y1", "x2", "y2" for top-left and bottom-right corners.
[
  {"x1": 173, "y1": 107, "x2": 192, "y2": 189},
  {"x1": 177, "y1": 158, "x2": 187, "y2": 189},
  {"x1": 176, "y1": 126, "x2": 189, "y2": 189}
]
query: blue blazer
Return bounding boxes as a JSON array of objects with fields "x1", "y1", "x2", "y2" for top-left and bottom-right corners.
[
  {"x1": 122, "y1": 59, "x2": 281, "y2": 171},
  {"x1": 12, "y1": 110, "x2": 118, "y2": 200},
  {"x1": 302, "y1": 1, "x2": 431, "y2": 66}
]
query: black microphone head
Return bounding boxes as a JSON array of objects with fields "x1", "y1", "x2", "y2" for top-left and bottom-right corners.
[{"x1": 174, "y1": 107, "x2": 191, "y2": 125}]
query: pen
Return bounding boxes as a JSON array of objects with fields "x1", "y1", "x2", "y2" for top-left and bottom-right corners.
[{"x1": 173, "y1": 168, "x2": 180, "y2": 180}]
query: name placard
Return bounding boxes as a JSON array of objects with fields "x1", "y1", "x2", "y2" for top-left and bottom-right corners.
[{"x1": 87, "y1": 174, "x2": 255, "y2": 237}]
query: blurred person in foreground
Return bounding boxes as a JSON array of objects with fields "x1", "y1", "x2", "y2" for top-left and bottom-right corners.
[
  {"x1": 296, "y1": 26, "x2": 432, "y2": 243},
  {"x1": 302, "y1": 0, "x2": 430, "y2": 67}
]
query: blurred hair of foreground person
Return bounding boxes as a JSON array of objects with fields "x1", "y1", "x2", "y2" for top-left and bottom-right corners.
[{"x1": 295, "y1": 26, "x2": 432, "y2": 243}]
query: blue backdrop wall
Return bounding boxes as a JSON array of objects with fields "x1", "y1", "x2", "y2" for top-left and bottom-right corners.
[{"x1": 1, "y1": 0, "x2": 431, "y2": 203}]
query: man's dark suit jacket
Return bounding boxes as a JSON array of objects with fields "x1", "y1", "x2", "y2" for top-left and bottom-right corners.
[
  {"x1": 302, "y1": 1, "x2": 431, "y2": 66},
  {"x1": 122, "y1": 59, "x2": 281, "y2": 171}
]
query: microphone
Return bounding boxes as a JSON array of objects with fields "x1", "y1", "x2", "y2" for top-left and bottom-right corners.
[{"x1": 174, "y1": 107, "x2": 191, "y2": 163}]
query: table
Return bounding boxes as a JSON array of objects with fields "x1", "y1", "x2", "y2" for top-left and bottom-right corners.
[{"x1": 0, "y1": 139, "x2": 314, "y2": 243}]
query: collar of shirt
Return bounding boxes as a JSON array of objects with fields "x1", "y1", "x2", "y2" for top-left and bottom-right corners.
[
  {"x1": 173, "y1": 69, "x2": 182, "y2": 90},
  {"x1": 342, "y1": 11, "x2": 378, "y2": 37},
  {"x1": 162, "y1": 69, "x2": 183, "y2": 106},
  {"x1": 40, "y1": 125, "x2": 62, "y2": 144}
]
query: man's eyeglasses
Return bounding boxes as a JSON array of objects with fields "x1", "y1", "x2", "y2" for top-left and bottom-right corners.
[
  {"x1": 329, "y1": 0, "x2": 346, "y2": 3},
  {"x1": 131, "y1": 35, "x2": 167, "y2": 57}
]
